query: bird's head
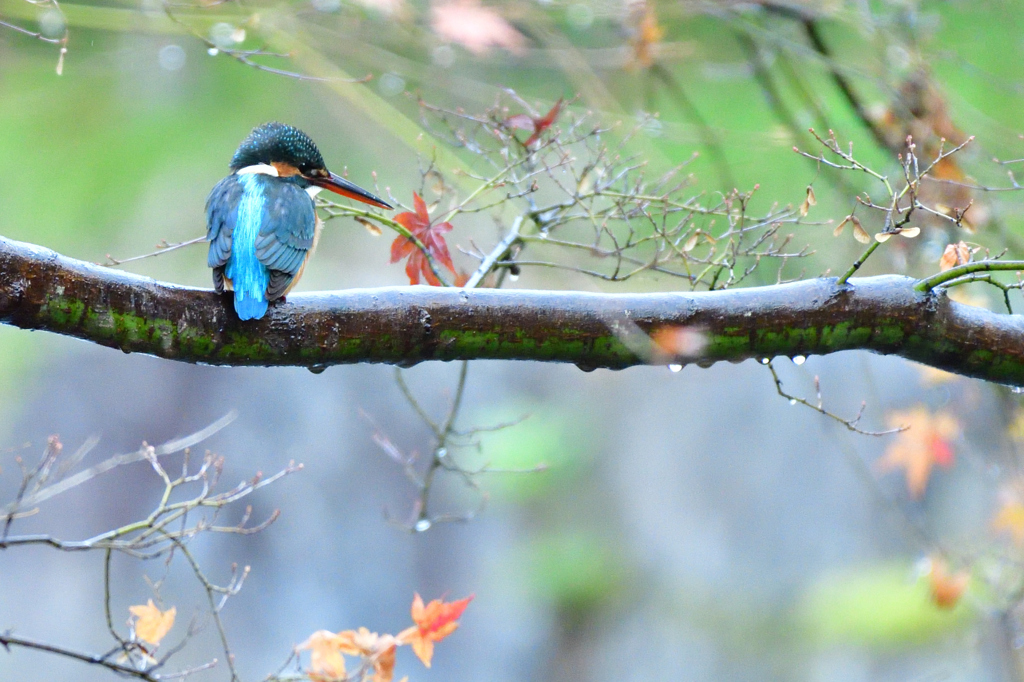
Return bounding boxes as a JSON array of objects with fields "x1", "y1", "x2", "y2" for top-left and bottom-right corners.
[{"x1": 230, "y1": 122, "x2": 392, "y2": 209}]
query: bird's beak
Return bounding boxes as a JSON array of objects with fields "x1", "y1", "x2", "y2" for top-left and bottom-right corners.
[{"x1": 309, "y1": 171, "x2": 393, "y2": 209}]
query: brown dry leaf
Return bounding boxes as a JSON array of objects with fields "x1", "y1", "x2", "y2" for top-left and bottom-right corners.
[
  {"x1": 371, "y1": 637, "x2": 397, "y2": 682},
  {"x1": 833, "y1": 216, "x2": 850, "y2": 238},
  {"x1": 798, "y1": 186, "x2": 816, "y2": 217},
  {"x1": 875, "y1": 226, "x2": 920, "y2": 242},
  {"x1": 939, "y1": 241, "x2": 971, "y2": 272},
  {"x1": 682, "y1": 231, "x2": 699, "y2": 252},
  {"x1": 629, "y1": 3, "x2": 665, "y2": 69},
  {"x1": 431, "y1": 0, "x2": 526, "y2": 56},
  {"x1": 850, "y1": 215, "x2": 870, "y2": 244},
  {"x1": 129, "y1": 600, "x2": 176, "y2": 646},
  {"x1": 650, "y1": 325, "x2": 708, "y2": 359},
  {"x1": 330, "y1": 628, "x2": 398, "y2": 682},
  {"x1": 356, "y1": 217, "x2": 383, "y2": 237},
  {"x1": 875, "y1": 406, "x2": 959, "y2": 499},
  {"x1": 799, "y1": 197, "x2": 810, "y2": 218},
  {"x1": 927, "y1": 556, "x2": 969, "y2": 609},
  {"x1": 299, "y1": 630, "x2": 349, "y2": 682}
]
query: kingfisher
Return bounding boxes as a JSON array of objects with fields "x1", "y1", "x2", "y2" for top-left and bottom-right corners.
[{"x1": 206, "y1": 122, "x2": 392, "y2": 320}]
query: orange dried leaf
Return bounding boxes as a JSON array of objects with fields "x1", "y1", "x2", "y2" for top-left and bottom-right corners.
[
  {"x1": 927, "y1": 557, "x2": 969, "y2": 609},
  {"x1": 299, "y1": 630, "x2": 349, "y2": 682},
  {"x1": 650, "y1": 325, "x2": 708, "y2": 359},
  {"x1": 372, "y1": 639, "x2": 397, "y2": 682},
  {"x1": 397, "y1": 593, "x2": 473, "y2": 668},
  {"x1": 129, "y1": 600, "x2": 176, "y2": 646},
  {"x1": 876, "y1": 407, "x2": 958, "y2": 498},
  {"x1": 331, "y1": 628, "x2": 398, "y2": 682},
  {"x1": 630, "y1": 4, "x2": 665, "y2": 68},
  {"x1": 939, "y1": 241, "x2": 971, "y2": 272},
  {"x1": 992, "y1": 500, "x2": 1024, "y2": 545}
]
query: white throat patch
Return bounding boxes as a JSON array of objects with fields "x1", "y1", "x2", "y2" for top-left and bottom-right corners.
[{"x1": 236, "y1": 163, "x2": 279, "y2": 177}]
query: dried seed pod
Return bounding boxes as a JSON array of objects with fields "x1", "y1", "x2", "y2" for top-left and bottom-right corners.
[{"x1": 851, "y1": 216, "x2": 870, "y2": 244}]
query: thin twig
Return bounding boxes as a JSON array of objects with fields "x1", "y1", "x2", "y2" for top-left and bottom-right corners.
[{"x1": 766, "y1": 359, "x2": 904, "y2": 436}]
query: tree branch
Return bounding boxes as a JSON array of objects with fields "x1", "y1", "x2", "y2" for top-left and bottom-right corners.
[{"x1": 2, "y1": 235, "x2": 1024, "y2": 384}]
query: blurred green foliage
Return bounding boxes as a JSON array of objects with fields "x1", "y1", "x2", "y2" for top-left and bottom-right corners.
[
  {"x1": 472, "y1": 407, "x2": 585, "y2": 502},
  {"x1": 798, "y1": 563, "x2": 972, "y2": 647}
]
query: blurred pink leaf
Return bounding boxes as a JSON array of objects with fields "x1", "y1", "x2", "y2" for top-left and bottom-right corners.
[{"x1": 431, "y1": 0, "x2": 526, "y2": 56}]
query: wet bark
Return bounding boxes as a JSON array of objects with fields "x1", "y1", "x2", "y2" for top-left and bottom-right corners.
[{"x1": 2, "y1": 235, "x2": 1024, "y2": 384}]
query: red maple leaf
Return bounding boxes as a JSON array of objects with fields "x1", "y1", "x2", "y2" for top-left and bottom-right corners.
[
  {"x1": 397, "y1": 593, "x2": 473, "y2": 668},
  {"x1": 506, "y1": 97, "x2": 563, "y2": 146},
  {"x1": 390, "y1": 192, "x2": 456, "y2": 286}
]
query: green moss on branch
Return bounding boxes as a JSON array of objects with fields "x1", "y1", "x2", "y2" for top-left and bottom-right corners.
[{"x1": 3, "y1": 236, "x2": 1024, "y2": 385}]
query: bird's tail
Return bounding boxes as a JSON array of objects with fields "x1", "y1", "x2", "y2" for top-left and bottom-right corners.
[
  {"x1": 234, "y1": 290, "x2": 268, "y2": 320},
  {"x1": 226, "y1": 251, "x2": 270, "y2": 320}
]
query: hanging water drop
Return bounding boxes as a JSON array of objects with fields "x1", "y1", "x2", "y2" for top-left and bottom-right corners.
[
  {"x1": 760, "y1": 357, "x2": 770, "y2": 365},
  {"x1": 793, "y1": 355, "x2": 806, "y2": 366},
  {"x1": 668, "y1": 364, "x2": 683, "y2": 373},
  {"x1": 207, "y1": 47, "x2": 219, "y2": 56},
  {"x1": 789, "y1": 398, "x2": 797, "y2": 405},
  {"x1": 435, "y1": 447, "x2": 448, "y2": 459},
  {"x1": 307, "y1": 363, "x2": 327, "y2": 375},
  {"x1": 414, "y1": 519, "x2": 431, "y2": 532},
  {"x1": 508, "y1": 273, "x2": 519, "y2": 281}
]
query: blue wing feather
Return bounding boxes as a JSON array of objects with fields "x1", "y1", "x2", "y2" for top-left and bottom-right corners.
[
  {"x1": 255, "y1": 180, "x2": 316, "y2": 299},
  {"x1": 206, "y1": 175, "x2": 243, "y2": 273},
  {"x1": 257, "y1": 181, "x2": 316, "y2": 266}
]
